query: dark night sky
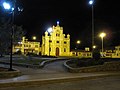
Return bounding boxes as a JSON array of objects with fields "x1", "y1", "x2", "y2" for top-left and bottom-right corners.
[{"x1": 12, "y1": 0, "x2": 120, "y2": 49}]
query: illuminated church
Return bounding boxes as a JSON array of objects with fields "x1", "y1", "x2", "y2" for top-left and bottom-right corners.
[
  {"x1": 13, "y1": 21, "x2": 92, "y2": 58},
  {"x1": 41, "y1": 21, "x2": 70, "y2": 56}
]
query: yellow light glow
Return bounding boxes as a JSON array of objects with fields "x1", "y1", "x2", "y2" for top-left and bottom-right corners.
[
  {"x1": 32, "y1": 36, "x2": 36, "y2": 40},
  {"x1": 77, "y1": 40, "x2": 81, "y2": 44},
  {"x1": 99, "y1": 32, "x2": 106, "y2": 38},
  {"x1": 93, "y1": 45, "x2": 96, "y2": 49}
]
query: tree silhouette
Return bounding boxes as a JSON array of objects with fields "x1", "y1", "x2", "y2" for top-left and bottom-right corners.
[{"x1": 0, "y1": 17, "x2": 26, "y2": 56}]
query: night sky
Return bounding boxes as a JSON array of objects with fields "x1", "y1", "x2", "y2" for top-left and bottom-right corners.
[{"x1": 10, "y1": 0, "x2": 120, "y2": 49}]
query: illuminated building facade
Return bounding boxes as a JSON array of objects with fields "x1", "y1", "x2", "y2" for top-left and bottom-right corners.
[
  {"x1": 41, "y1": 22, "x2": 70, "y2": 56},
  {"x1": 103, "y1": 45, "x2": 120, "y2": 58},
  {"x1": 71, "y1": 47, "x2": 92, "y2": 58},
  {"x1": 13, "y1": 22, "x2": 93, "y2": 58},
  {"x1": 13, "y1": 37, "x2": 40, "y2": 55}
]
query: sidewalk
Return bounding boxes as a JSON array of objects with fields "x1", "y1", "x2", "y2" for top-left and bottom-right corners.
[
  {"x1": 0, "y1": 59, "x2": 120, "y2": 88},
  {"x1": 0, "y1": 70, "x2": 120, "y2": 88}
]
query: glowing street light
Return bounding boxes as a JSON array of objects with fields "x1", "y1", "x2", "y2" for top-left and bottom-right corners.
[
  {"x1": 76, "y1": 40, "x2": 81, "y2": 50},
  {"x1": 2, "y1": 2, "x2": 11, "y2": 10},
  {"x1": 89, "y1": 0, "x2": 94, "y2": 5},
  {"x1": 32, "y1": 36, "x2": 36, "y2": 40},
  {"x1": 47, "y1": 27, "x2": 53, "y2": 33},
  {"x1": 99, "y1": 32, "x2": 106, "y2": 57},
  {"x1": 93, "y1": 45, "x2": 96, "y2": 49},
  {"x1": 77, "y1": 40, "x2": 81, "y2": 44},
  {"x1": 47, "y1": 27, "x2": 53, "y2": 56}
]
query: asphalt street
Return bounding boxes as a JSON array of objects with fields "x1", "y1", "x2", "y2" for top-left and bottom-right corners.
[{"x1": 1, "y1": 75, "x2": 120, "y2": 90}]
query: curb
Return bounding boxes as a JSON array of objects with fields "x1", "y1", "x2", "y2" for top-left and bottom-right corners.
[
  {"x1": 0, "y1": 72, "x2": 120, "y2": 88},
  {"x1": 0, "y1": 68, "x2": 21, "y2": 79},
  {"x1": 64, "y1": 60, "x2": 120, "y2": 73}
]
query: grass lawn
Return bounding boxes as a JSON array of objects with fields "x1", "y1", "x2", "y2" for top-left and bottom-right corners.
[
  {"x1": 67, "y1": 58, "x2": 120, "y2": 68},
  {"x1": 13, "y1": 59, "x2": 45, "y2": 65},
  {"x1": 0, "y1": 58, "x2": 45, "y2": 65}
]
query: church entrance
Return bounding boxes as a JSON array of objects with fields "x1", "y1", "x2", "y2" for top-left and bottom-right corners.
[{"x1": 56, "y1": 47, "x2": 59, "y2": 56}]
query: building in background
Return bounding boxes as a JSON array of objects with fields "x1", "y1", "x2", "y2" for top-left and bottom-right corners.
[
  {"x1": 70, "y1": 47, "x2": 92, "y2": 58},
  {"x1": 103, "y1": 45, "x2": 120, "y2": 58},
  {"x1": 13, "y1": 37, "x2": 40, "y2": 55},
  {"x1": 13, "y1": 22, "x2": 93, "y2": 58},
  {"x1": 112, "y1": 46, "x2": 120, "y2": 58},
  {"x1": 41, "y1": 22, "x2": 70, "y2": 56}
]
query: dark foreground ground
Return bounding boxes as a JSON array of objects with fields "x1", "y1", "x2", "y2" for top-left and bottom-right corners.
[{"x1": 1, "y1": 75, "x2": 120, "y2": 90}]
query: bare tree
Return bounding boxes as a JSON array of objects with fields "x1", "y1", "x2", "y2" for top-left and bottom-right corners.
[{"x1": 0, "y1": 17, "x2": 26, "y2": 56}]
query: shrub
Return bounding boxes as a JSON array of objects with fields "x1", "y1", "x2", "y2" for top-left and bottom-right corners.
[
  {"x1": 14, "y1": 50, "x2": 22, "y2": 55},
  {"x1": 77, "y1": 59, "x2": 104, "y2": 67},
  {"x1": 41, "y1": 55, "x2": 57, "y2": 58},
  {"x1": 92, "y1": 49, "x2": 100, "y2": 60},
  {"x1": 26, "y1": 53, "x2": 38, "y2": 57}
]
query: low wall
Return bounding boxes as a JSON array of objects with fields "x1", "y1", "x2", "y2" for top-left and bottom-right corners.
[
  {"x1": 64, "y1": 61, "x2": 120, "y2": 73},
  {"x1": 0, "y1": 69, "x2": 21, "y2": 78}
]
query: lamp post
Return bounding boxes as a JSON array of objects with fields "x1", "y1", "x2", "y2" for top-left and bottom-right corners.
[
  {"x1": 2, "y1": 0, "x2": 22, "y2": 71},
  {"x1": 99, "y1": 32, "x2": 106, "y2": 57},
  {"x1": 89, "y1": 0, "x2": 94, "y2": 49},
  {"x1": 2, "y1": 1, "x2": 14, "y2": 71},
  {"x1": 47, "y1": 27, "x2": 53, "y2": 56}
]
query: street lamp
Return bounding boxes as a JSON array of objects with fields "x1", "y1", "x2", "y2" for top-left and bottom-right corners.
[
  {"x1": 2, "y1": 0, "x2": 22, "y2": 71},
  {"x1": 93, "y1": 45, "x2": 96, "y2": 49},
  {"x1": 76, "y1": 40, "x2": 81, "y2": 49},
  {"x1": 32, "y1": 36, "x2": 36, "y2": 40},
  {"x1": 2, "y1": 1, "x2": 14, "y2": 71},
  {"x1": 76, "y1": 40, "x2": 81, "y2": 44},
  {"x1": 99, "y1": 32, "x2": 106, "y2": 57},
  {"x1": 2, "y1": 2, "x2": 11, "y2": 10},
  {"x1": 89, "y1": 0, "x2": 95, "y2": 49},
  {"x1": 47, "y1": 27, "x2": 53, "y2": 56}
]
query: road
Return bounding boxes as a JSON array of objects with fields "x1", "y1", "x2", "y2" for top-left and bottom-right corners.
[{"x1": 1, "y1": 75, "x2": 120, "y2": 90}]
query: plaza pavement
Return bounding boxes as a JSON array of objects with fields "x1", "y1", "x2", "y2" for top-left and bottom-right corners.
[
  {"x1": 0, "y1": 65, "x2": 120, "y2": 88},
  {"x1": 0, "y1": 56, "x2": 120, "y2": 88}
]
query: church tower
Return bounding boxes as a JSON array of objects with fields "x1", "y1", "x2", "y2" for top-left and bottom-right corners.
[{"x1": 41, "y1": 21, "x2": 70, "y2": 56}]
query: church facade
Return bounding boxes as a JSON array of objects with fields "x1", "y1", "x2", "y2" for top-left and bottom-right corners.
[
  {"x1": 41, "y1": 22, "x2": 70, "y2": 56},
  {"x1": 13, "y1": 21, "x2": 92, "y2": 58}
]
